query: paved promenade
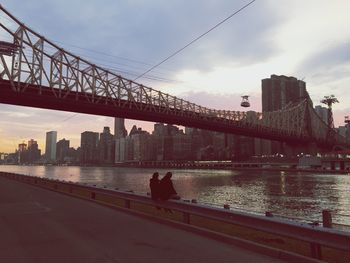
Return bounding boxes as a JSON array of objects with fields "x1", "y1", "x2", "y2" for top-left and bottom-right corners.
[{"x1": 0, "y1": 177, "x2": 286, "y2": 263}]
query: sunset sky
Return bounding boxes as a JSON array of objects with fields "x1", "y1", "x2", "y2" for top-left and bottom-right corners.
[{"x1": 1, "y1": 0, "x2": 350, "y2": 153}]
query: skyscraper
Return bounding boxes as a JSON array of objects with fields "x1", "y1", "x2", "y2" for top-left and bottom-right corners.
[
  {"x1": 45, "y1": 131, "x2": 57, "y2": 162},
  {"x1": 262, "y1": 75, "x2": 309, "y2": 112},
  {"x1": 132, "y1": 131, "x2": 154, "y2": 161},
  {"x1": 114, "y1": 118, "x2": 127, "y2": 139},
  {"x1": 261, "y1": 75, "x2": 309, "y2": 155},
  {"x1": 99, "y1": 126, "x2": 115, "y2": 164},
  {"x1": 18, "y1": 142, "x2": 27, "y2": 164},
  {"x1": 80, "y1": 131, "x2": 99, "y2": 164},
  {"x1": 27, "y1": 139, "x2": 41, "y2": 163},
  {"x1": 315, "y1": 105, "x2": 329, "y2": 124},
  {"x1": 56, "y1": 138, "x2": 70, "y2": 163},
  {"x1": 114, "y1": 118, "x2": 128, "y2": 163}
]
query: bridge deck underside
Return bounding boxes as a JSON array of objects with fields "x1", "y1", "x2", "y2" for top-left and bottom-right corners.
[{"x1": 0, "y1": 79, "x2": 314, "y2": 145}]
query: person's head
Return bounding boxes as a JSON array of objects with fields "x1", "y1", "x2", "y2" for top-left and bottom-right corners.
[
  {"x1": 152, "y1": 172, "x2": 159, "y2": 179},
  {"x1": 165, "y1": 171, "x2": 172, "y2": 179}
]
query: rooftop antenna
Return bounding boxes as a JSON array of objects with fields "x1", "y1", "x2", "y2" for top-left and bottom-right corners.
[
  {"x1": 321, "y1": 95, "x2": 339, "y2": 128},
  {"x1": 321, "y1": 95, "x2": 339, "y2": 143}
]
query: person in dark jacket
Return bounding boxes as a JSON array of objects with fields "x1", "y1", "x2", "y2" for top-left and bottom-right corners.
[
  {"x1": 149, "y1": 172, "x2": 161, "y2": 210},
  {"x1": 149, "y1": 172, "x2": 160, "y2": 201},
  {"x1": 159, "y1": 172, "x2": 180, "y2": 201}
]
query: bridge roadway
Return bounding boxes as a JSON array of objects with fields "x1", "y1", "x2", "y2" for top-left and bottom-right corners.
[
  {"x1": 0, "y1": 176, "x2": 286, "y2": 263},
  {"x1": 0, "y1": 79, "x2": 309, "y2": 144}
]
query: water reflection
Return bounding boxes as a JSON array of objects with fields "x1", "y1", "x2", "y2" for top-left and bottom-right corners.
[{"x1": 0, "y1": 165, "x2": 349, "y2": 224}]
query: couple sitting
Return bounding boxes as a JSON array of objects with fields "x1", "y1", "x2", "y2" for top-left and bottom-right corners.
[{"x1": 149, "y1": 171, "x2": 180, "y2": 202}]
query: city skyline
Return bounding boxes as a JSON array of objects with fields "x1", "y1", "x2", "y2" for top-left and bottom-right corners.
[
  {"x1": 1, "y1": 1, "x2": 350, "y2": 152},
  {"x1": 4, "y1": 98, "x2": 348, "y2": 162}
]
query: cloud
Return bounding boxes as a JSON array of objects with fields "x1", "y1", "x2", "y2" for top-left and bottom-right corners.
[
  {"x1": 107, "y1": 0, "x2": 283, "y2": 75},
  {"x1": 1, "y1": 0, "x2": 282, "y2": 79},
  {"x1": 297, "y1": 41, "x2": 350, "y2": 76},
  {"x1": 294, "y1": 42, "x2": 350, "y2": 110}
]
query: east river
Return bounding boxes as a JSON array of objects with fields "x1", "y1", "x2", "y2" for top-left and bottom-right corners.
[{"x1": 1, "y1": 165, "x2": 350, "y2": 225}]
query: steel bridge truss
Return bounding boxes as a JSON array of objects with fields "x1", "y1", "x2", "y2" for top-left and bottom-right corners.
[{"x1": 0, "y1": 5, "x2": 346, "y2": 147}]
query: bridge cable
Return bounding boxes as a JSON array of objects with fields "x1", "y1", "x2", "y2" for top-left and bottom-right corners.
[{"x1": 133, "y1": 0, "x2": 257, "y2": 81}]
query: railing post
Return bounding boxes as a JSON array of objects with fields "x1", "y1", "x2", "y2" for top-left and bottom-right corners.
[
  {"x1": 310, "y1": 243, "x2": 322, "y2": 260},
  {"x1": 183, "y1": 212, "x2": 190, "y2": 224},
  {"x1": 322, "y1": 209, "x2": 332, "y2": 228},
  {"x1": 330, "y1": 161, "x2": 335, "y2": 170},
  {"x1": 265, "y1": 211, "x2": 273, "y2": 217},
  {"x1": 125, "y1": 200, "x2": 130, "y2": 209}
]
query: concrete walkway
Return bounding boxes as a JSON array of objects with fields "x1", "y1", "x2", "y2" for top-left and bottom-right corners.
[{"x1": 0, "y1": 176, "x2": 286, "y2": 263}]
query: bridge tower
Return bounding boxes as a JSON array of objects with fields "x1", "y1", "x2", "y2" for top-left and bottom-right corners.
[{"x1": 321, "y1": 95, "x2": 339, "y2": 144}]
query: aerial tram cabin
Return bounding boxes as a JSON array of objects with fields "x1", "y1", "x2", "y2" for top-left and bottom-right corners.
[{"x1": 241, "y1": 95, "x2": 250, "y2": 108}]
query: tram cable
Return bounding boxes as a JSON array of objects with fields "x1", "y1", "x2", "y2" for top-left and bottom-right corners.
[{"x1": 134, "y1": 0, "x2": 257, "y2": 81}]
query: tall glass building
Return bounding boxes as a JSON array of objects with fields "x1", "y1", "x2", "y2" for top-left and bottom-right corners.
[{"x1": 45, "y1": 131, "x2": 57, "y2": 162}]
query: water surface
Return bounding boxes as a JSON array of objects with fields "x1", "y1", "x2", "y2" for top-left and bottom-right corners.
[{"x1": 1, "y1": 165, "x2": 349, "y2": 225}]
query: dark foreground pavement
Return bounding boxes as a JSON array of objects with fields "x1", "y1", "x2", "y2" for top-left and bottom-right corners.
[{"x1": 0, "y1": 177, "x2": 285, "y2": 263}]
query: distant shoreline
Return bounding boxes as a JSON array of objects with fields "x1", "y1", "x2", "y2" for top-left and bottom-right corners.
[
  {"x1": 113, "y1": 164, "x2": 349, "y2": 174},
  {"x1": 2, "y1": 163, "x2": 349, "y2": 174}
]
